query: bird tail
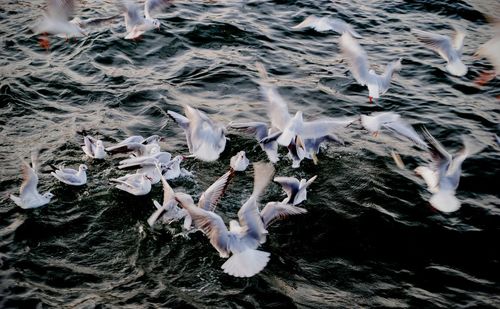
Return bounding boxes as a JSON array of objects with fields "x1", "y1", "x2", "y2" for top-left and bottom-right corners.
[
  {"x1": 429, "y1": 190, "x2": 461, "y2": 213},
  {"x1": 221, "y1": 249, "x2": 271, "y2": 277},
  {"x1": 446, "y1": 59, "x2": 467, "y2": 77}
]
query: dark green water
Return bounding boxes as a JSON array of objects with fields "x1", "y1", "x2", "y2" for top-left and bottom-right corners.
[{"x1": 1, "y1": 0, "x2": 499, "y2": 307}]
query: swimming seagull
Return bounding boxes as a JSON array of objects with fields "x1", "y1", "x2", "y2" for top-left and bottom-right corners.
[
  {"x1": 412, "y1": 26, "x2": 467, "y2": 76},
  {"x1": 175, "y1": 162, "x2": 275, "y2": 277},
  {"x1": 110, "y1": 173, "x2": 152, "y2": 196},
  {"x1": 339, "y1": 32, "x2": 402, "y2": 103},
  {"x1": 118, "y1": 0, "x2": 172, "y2": 40},
  {"x1": 414, "y1": 129, "x2": 480, "y2": 213},
  {"x1": 230, "y1": 151, "x2": 250, "y2": 172},
  {"x1": 148, "y1": 163, "x2": 186, "y2": 227},
  {"x1": 167, "y1": 105, "x2": 227, "y2": 162},
  {"x1": 82, "y1": 135, "x2": 107, "y2": 159},
  {"x1": 274, "y1": 175, "x2": 318, "y2": 206},
  {"x1": 162, "y1": 155, "x2": 190, "y2": 180},
  {"x1": 10, "y1": 152, "x2": 54, "y2": 209},
  {"x1": 51, "y1": 164, "x2": 87, "y2": 186},
  {"x1": 360, "y1": 112, "x2": 428, "y2": 149},
  {"x1": 292, "y1": 15, "x2": 362, "y2": 38}
]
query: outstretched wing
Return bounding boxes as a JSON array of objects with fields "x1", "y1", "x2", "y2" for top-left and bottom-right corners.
[
  {"x1": 260, "y1": 202, "x2": 307, "y2": 228},
  {"x1": 339, "y1": 33, "x2": 370, "y2": 86},
  {"x1": 144, "y1": 0, "x2": 172, "y2": 20},
  {"x1": 198, "y1": 170, "x2": 234, "y2": 212}
]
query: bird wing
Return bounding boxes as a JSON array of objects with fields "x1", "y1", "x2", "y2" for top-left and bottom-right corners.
[
  {"x1": 46, "y1": 0, "x2": 75, "y2": 21},
  {"x1": 325, "y1": 17, "x2": 362, "y2": 38},
  {"x1": 301, "y1": 117, "x2": 356, "y2": 139},
  {"x1": 260, "y1": 202, "x2": 307, "y2": 228},
  {"x1": 378, "y1": 58, "x2": 402, "y2": 95},
  {"x1": 451, "y1": 25, "x2": 466, "y2": 53},
  {"x1": 273, "y1": 176, "x2": 300, "y2": 202},
  {"x1": 339, "y1": 33, "x2": 370, "y2": 86},
  {"x1": 19, "y1": 160, "x2": 38, "y2": 198},
  {"x1": 198, "y1": 170, "x2": 234, "y2": 212},
  {"x1": 183, "y1": 203, "x2": 231, "y2": 257},
  {"x1": 228, "y1": 122, "x2": 269, "y2": 141},
  {"x1": 144, "y1": 0, "x2": 171, "y2": 19},
  {"x1": 260, "y1": 85, "x2": 291, "y2": 131},
  {"x1": 383, "y1": 117, "x2": 428, "y2": 148},
  {"x1": 422, "y1": 128, "x2": 452, "y2": 176},
  {"x1": 120, "y1": 1, "x2": 142, "y2": 31},
  {"x1": 291, "y1": 15, "x2": 320, "y2": 30},
  {"x1": 412, "y1": 28, "x2": 454, "y2": 62}
]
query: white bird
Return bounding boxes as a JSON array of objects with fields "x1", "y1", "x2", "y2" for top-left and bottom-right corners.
[
  {"x1": 414, "y1": 129, "x2": 479, "y2": 213},
  {"x1": 274, "y1": 175, "x2": 318, "y2": 206},
  {"x1": 119, "y1": 0, "x2": 172, "y2": 40},
  {"x1": 412, "y1": 26, "x2": 467, "y2": 76},
  {"x1": 10, "y1": 152, "x2": 54, "y2": 209},
  {"x1": 51, "y1": 164, "x2": 87, "y2": 186},
  {"x1": 360, "y1": 112, "x2": 428, "y2": 148},
  {"x1": 167, "y1": 105, "x2": 227, "y2": 162},
  {"x1": 110, "y1": 173, "x2": 152, "y2": 196},
  {"x1": 230, "y1": 151, "x2": 250, "y2": 172},
  {"x1": 175, "y1": 162, "x2": 275, "y2": 277},
  {"x1": 339, "y1": 32, "x2": 402, "y2": 102},
  {"x1": 148, "y1": 163, "x2": 186, "y2": 227},
  {"x1": 292, "y1": 15, "x2": 361, "y2": 38},
  {"x1": 162, "y1": 155, "x2": 191, "y2": 180},
  {"x1": 82, "y1": 135, "x2": 106, "y2": 159},
  {"x1": 181, "y1": 169, "x2": 235, "y2": 230},
  {"x1": 34, "y1": 0, "x2": 85, "y2": 38},
  {"x1": 227, "y1": 122, "x2": 280, "y2": 163}
]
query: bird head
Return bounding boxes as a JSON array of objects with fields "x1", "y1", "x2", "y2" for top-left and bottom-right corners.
[{"x1": 80, "y1": 164, "x2": 88, "y2": 171}]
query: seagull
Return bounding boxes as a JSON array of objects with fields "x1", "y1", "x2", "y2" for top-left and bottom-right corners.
[
  {"x1": 51, "y1": 164, "x2": 87, "y2": 186},
  {"x1": 82, "y1": 135, "x2": 106, "y2": 159},
  {"x1": 34, "y1": 0, "x2": 85, "y2": 38},
  {"x1": 274, "y1": 175, "x2": 318, "y2": 206},
  {"x1": 227, "y1": 122, "x2": 279, "y2": 163},
  {"x1": 412, "y1": 26, "x2": 467, "y2": 76},
  {"x1": 167, "y1": 105, "x2": 227, "y2": 162},
  {"x1": 106, "y1": 135, "x2": 164, "y2": 157},
  {"x1": 230, "y1": 151, "x2": 249, "y2": 172},
  {"x1": 360, "y1": 112, "x2": 428, "y2": 148},
  {"x1": 339, "y1": 32, "x2": 402, "y2": 103},
  {"x1": 148, "y1": 163, "x2": 186, "y2": 227},
  {"x1": 119, "y1": 0, "x2": 172, "y2": 40},
  {"x1": 110, "y1": 173, "x2": 152, "y2": 196},
  {"x1": 10, "y1": 152, "x2": 54, "y2": 209},
  {"x1": 292, "y1": 15, "x2": 361, "y2": 38},
  {"x1": 162, "y1": 155, "x2": 190, "y2": 180},
  {"x1": 175, "y1": 162, "x2": 275, "y2": 277},
  {"x1": 414, "y1": 129, "x2": 479, "y2": 213},
  {"x1": 181, "y1": 169, "x2": 235, "y2": 230}
]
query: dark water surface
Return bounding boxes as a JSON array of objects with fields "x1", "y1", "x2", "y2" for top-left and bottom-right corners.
[{"x1": 1, "y1": 0, "x2": 500, "y2": 307}]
